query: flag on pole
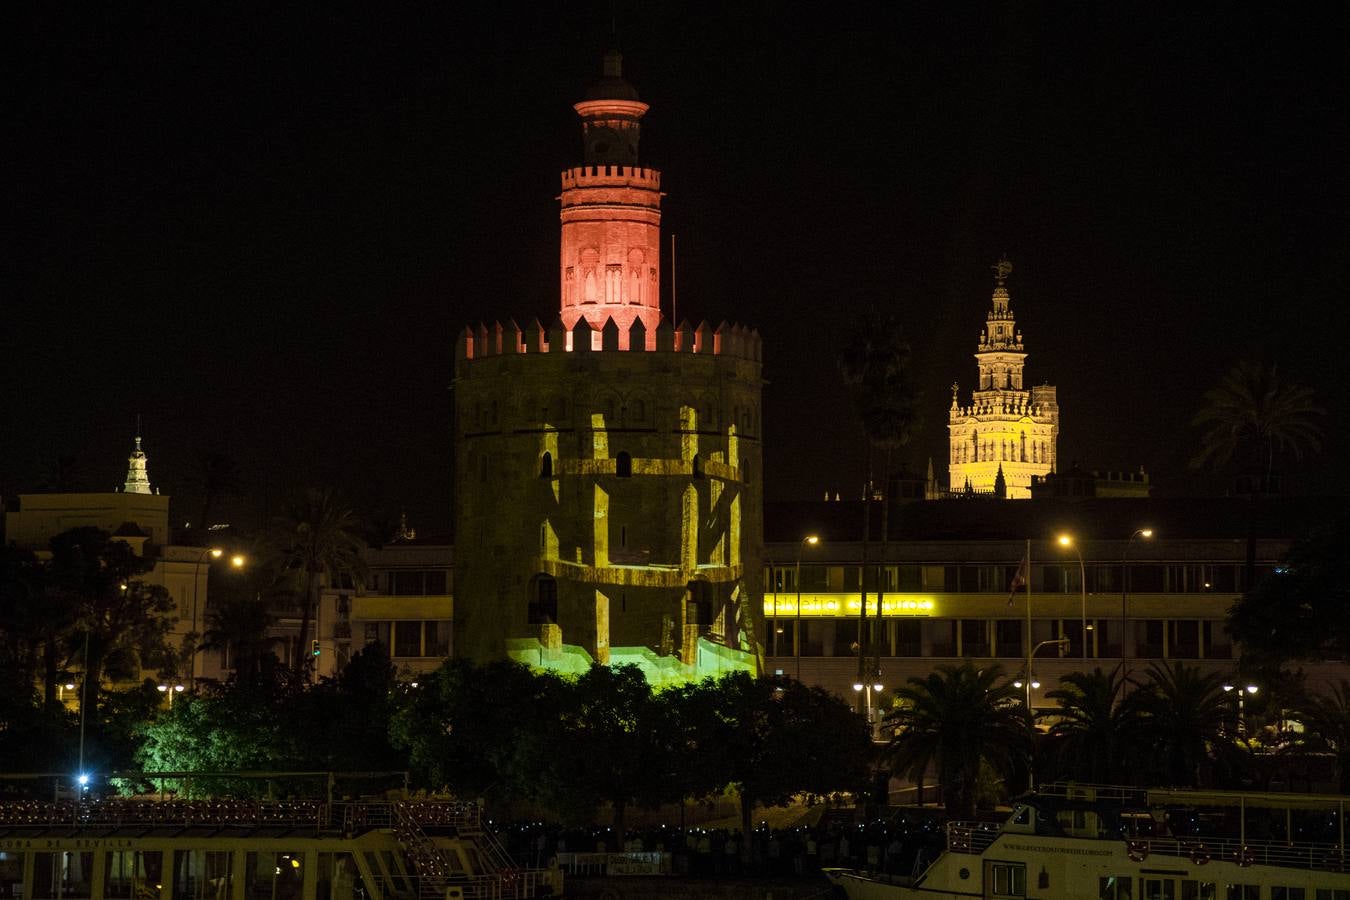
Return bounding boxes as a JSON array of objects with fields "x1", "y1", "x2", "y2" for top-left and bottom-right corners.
[{"x1": 1007, "y1": 553, "x2": 1029, "y2": 605}]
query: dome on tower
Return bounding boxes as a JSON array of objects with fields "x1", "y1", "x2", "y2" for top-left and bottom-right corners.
[{"x1": 585, "y1": 49, "x2": 640, "y2": 101}]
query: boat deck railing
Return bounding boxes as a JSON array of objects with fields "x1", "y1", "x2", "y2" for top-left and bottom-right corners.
[
  {"x1": 946, "y1": 821, "x2": 1349, "y2": 875},
  {"x1": 0, "y1": 797, "x2": 485, "y2": 833}
]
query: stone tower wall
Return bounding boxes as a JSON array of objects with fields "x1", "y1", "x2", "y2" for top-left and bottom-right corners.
[{"x1": 453, "y1": 320, "x2": 764, "y2": 668}]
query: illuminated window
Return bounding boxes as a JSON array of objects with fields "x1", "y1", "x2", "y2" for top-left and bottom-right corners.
[{"x1": 615, "y1": 451, "x2": 632, "y2": 477}]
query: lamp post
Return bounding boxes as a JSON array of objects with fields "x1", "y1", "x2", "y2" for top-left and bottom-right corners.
[
  {"x1": 1223, "y1": 683, "x2": 1259, "y2": 737},
  {"x1": 156, "y1": 683, "x2": 185, "y2": 708},
  {"x1": 852, "y1": 678, "x2": 885, "y2": 739},
  {"x1": 190, "y1": 549, "x2": 246, "y2": 685},
  {"x1": 190, "y1": 548, "x2": 224, "y2": 685},
  {"x1": 1057, "y1": 535, "x2": 1088, "y2": 660},
  {"x1": 1014, "y1": 637, "x2": 1069, "y2": 791},
  {"x1": 795, "y1": 535, "x2": 819, "y2": 680},
  {"x1": 76, "y1": 628, "x2": 90, "y2": 792},
  {"x1": 1121, "y1": 528, "x2": 1154, "y2": 671}
]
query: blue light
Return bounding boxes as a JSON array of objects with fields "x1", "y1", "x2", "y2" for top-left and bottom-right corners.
[{"x1": 77, "y1": 774, "x2": 90, "y2": 787}]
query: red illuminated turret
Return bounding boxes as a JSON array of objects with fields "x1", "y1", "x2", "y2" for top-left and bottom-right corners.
[{"x1": 559, "y1": 51, "x2": 662, "y2": 347}]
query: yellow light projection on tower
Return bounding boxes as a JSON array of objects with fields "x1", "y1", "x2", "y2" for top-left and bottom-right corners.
[
  {"x1": 453, "y1": 52, "x2": 765, "y2": 686},
  {"x1": 948, "y1": 257, "x2": 1060, "y2": 499}
]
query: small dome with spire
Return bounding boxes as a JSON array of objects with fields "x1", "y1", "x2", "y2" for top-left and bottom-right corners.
[
  {"x1": 123, "y1": 433, "x2": 152, "y2": 495},
  {"x1": 585, "y1": 49, "x2": 640, "y2": 101}
]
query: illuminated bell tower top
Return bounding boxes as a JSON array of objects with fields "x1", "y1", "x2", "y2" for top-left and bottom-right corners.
[
  {"x1": 123, "y1": 434, "x2": 152, "y2": 494},
  {"x1": 973, "y1": 255, "x2": 1028, "y2": 396},
  {"x1": 559, "y1": 50, "x2": 663, "y2": 345}
]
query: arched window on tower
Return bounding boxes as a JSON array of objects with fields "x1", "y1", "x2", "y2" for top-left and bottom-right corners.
[
  {"x1": 540, "y1": 451, "x2": 553, "y2": 479},
  {"x1": 528, "y1": 575, "x2": 558, "y2": 625},
  {"x1": 615, "y1": 451, "x2": 632, "y2": 478},
  {"x1": 692, "y1": 453, "x2": 704, "y2": 480}
]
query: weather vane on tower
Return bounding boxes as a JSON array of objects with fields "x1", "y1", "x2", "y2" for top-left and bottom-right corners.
[{"x1": 993, "y1": 254, "x2": 1013, "y2": 286}]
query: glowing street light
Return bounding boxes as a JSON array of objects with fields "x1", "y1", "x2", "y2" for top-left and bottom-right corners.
[
  {"x1": 157, "y1": 683, "x2": 185, "y2": 708},
  {"x1": 1057, "y1": 534, "x2": 1088, "y2": 659},
  {"x1": 1121, "y1": 528, "x2": 1154, "y2": 670},
  {"x1": 852, "y1": 680, "x2": 885, "y2": 739},
  {"x1": 795, "y1": 535, "x2": 819, "y2": 680},
  {"x1": 190, "y1": 548, "x2": 247, "y2": 685},
  {"x1": 1223, "y1": 683, "x2": 1259, "y2": 737}
]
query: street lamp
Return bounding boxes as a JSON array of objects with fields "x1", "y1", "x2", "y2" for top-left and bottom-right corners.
[
  {"x1": 1015, "y1": 636, "x2": 1069, "y2": 791},
  {"x1": 1121, "y1": 528, "x2": 1154, "y2": 670},
  {"x1": 795, "y1": 535, "x2": 819, "y2": 680},
  {"x1": 852, "y1": 680, "x2": 885, "y2": 738},
  {"x1": 190, "y1": 548, "x2": 246, "y2": 685},
  {"x1": 1057, "y1": 535, "x2": 1088, "y2": 660},
  {"x1": 1223, "y1": 683, "x2": 1259, "y2": 737},
  {"x1": 157, "y1": 683, "x2": 185, "y2": 708}
]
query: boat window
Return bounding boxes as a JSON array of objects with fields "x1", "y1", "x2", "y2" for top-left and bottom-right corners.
[
  {"x1": 1226, "y1": 887, "x2": 1258, "y2": 900},
  {"x1": 989, "y1": 862, "x2": 1026, "y2": 897},
  {"x1": 246, "y1": 852, "x2": 304, "y2": 900},
  {"x1": 1180, "y1": 882, "x2": 1218, "y2": 900},
  {"x1": 317, "y1": 852, "x2": 371, "y2": 900},
  {"x1": 0, "y1": 853, "x2": 22, "y2": 900},
  {"x1": 1011, "y1": 806, "x2": 1031, "y2": 826},
  {"x1": 1142, "y1": 877, "x2": 1176, "y2": 900},
  {"x1": 174, "y1": 849, "x2": 231, "y2": 899},
  {"x1": 104, "y1": 851, "x2": 164, "y2": 899},
  {"x1": 33, "y1": 851, "x2": 95, "y2": 899},
  {"x1": 1270, "y1": 889, "x2": 1305, "y2": 900},
  {"x1": 1098, "y1": 876, "x2": 1134, "y2": 900}
]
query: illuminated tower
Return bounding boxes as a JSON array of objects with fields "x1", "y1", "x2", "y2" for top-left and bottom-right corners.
[
  {"x1": 559, "y1": 50, "x2": 662, "y2": 345},
  {"x1": 948, "y1": 258, "x2": 1059, "y2": 498},
  {"x1": 123, "y1": 433, "x2": 153, "y2": 494},
  {"x1": 453, "y1": 53, "x2": 764, "y2": 684}
]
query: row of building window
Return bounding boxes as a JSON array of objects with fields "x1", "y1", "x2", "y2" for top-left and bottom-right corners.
[
  {"x1": 363, "y1": 620, "x2": 451, "y2": 658},
  {"x1": 767, "y1": 563, "x2": 1255, "y2": 594},
  {"x1": 762, "y1": 617, "x2": 1232, "y2": 660}
]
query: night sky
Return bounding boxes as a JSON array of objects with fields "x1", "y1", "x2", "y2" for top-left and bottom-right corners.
[{"x1": 8, "y1": 4, "x2": 1348, "y2": 536}]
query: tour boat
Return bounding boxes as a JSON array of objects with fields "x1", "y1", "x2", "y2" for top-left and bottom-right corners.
[
  {"x1": 826, "y1": 783, "x2": 1350, "y2": 899},
  {"x1": 0, "y1": 793, "x2": 559, "y2": 899}
]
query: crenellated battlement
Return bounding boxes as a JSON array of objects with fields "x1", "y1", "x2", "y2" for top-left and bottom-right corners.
[
  {"x1": 457, "y1": 316, "x2": 761, "y2": 363},
  {"x1": 561, "y1": 166, "x2": 661, "y2": 191}
]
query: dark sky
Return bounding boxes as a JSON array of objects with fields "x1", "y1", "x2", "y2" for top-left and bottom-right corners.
[{"x1": 7, "y1": 4, "x2": 1348, "y2": 535}]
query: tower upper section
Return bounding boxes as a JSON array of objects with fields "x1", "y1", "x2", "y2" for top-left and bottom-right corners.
[
  {"x1": 974, "y1": 256, "x2": 1027, "y2": 395},
  {"x1": 559, "y1": 51, "x2": 663, "y2": 343},
  {"x1": 123, "y1": 434, "x2": 152, "y2": 494}
]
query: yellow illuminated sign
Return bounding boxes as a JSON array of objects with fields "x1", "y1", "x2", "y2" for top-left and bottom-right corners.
[{"x1": 763, "y1": 593, "x2": 937, "y2": 617}]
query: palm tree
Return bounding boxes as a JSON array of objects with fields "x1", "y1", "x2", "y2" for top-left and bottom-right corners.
[
  {"x1": 1191, "y1": 360, "x2": 1324, "y2": 593},
  {"x1": 199, "y1": 591, "x2": 281, "y2": 682},
  {"x1": 270, "y1": 489, "x2": 368, "y2": 676},
  {"x1": 1133, "y1": 662, "x2": 1234, "y2": 787},
  {"x1": 1042, "y1": 666, "x2": 1141, "y2": 784},
  {"x1": 1291, "y1": 680, "x2": 1350, "y2": 793},
  {"x1": 883, "y1": 662, "x2": 1027, "y2": 817},
  {"x1": 1190, "y1": 359, "x2": 1325, "y2": 486},
  {"x1": 838, "y1": 309, "x2": 923, "y2": 684}
]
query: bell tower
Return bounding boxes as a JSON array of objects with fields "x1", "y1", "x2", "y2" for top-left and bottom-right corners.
[
  {"x1": 948, "y1": 258, "x2": 1060, "y2": 498},
  {"x1": 559, "y1": 51, "x2": 663, "y2": 344}
]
